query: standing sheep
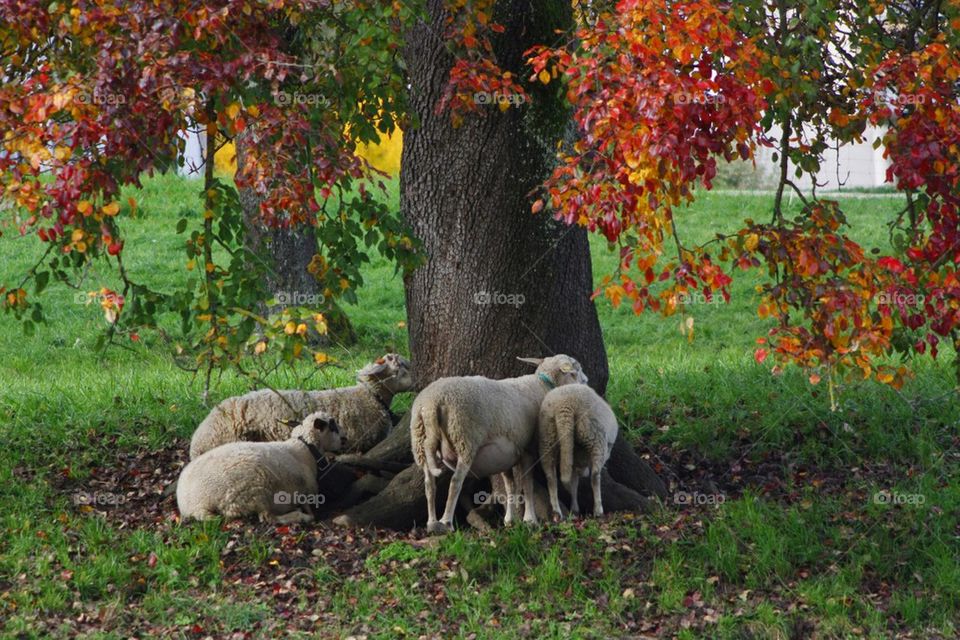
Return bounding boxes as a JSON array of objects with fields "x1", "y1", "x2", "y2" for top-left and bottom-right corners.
[
  {"x1": 177, "y1": 411, "x2": 344, "y2": 523},
  {"x1": 538, "y1": 384, "x2": 619, "y2": 519},
  {"x1": 411, "y1": 355, "x2": 589, "y2": 534},
  {"x1": 189, "y1": 353, "x2": 413, "y2": 458}
]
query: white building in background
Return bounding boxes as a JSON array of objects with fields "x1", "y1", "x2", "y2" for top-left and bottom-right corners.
[
  {"x1": 176, "y1": 118, "x2": 892, "y2": 189},
  {"x1": 750, "y1": 124, "x2": 892, "y2": 190},
  {"x1": 178, "y1": 127, "x2": 207, "y2": 178}
]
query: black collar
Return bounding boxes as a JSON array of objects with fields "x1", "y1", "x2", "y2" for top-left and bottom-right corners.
[
  {"x1": 365, "y1": 384, "x2": 398, "y2": 424},
  {"x1": 298, "y1": 436, "x2": 330, "y2": 472}
]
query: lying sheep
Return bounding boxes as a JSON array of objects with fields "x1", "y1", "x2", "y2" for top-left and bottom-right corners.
[
  {"x1": 189, "y1": 353, "x2": 413, "y2": 459},
  {"x1": 538, "y1": 384, "x2": 619, "y2": 519},
  {"x1": 177, "y1": 411, "x2": 343, "y2": 523},
  {"x1": 411, "y1": 355, "x2": 589, "y2": 534}
]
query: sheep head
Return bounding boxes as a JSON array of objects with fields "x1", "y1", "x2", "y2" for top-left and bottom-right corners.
[
  {"x1": 518, "y1": 354, "x2": 589, "y2": 388},
  {"x1": 293, "y1": 411, "x2": 344, "y2": 453},
  {"x1": 357, "y1": 352, "x2": 414, "y2": 393}
]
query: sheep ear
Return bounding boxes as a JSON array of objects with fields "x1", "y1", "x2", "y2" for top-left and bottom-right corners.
[
  {"x1": 517, "y1": 357, "x2": 544, "y2": 367},
  {"x1": 276, "y1": 418, "x2": 298, "y2": 428},
  {"x1": 359, "y1": 361, "x2": 390, "y2": 380},
  {"x1": 312, "y1": 416, "x2": 332, "y2": 431}
]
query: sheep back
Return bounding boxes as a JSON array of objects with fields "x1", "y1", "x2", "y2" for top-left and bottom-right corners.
[
  {"x1": 189, "y1": 386, "x2": 392, "y2": 459},
  {"x1": 177, "y1": 440, "x2": 318, "y2": 521},
  {"x1": 539, "y1": 384, "x2": 619, "y2": 481},
  {"x1": 412, "y1": 375, "x2": 544, "y2": 471},
  {"x1": 188, "y1": 389, "x2": 318, "y2": 459}
]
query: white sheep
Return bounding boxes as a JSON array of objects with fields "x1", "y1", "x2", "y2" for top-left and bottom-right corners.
[
  {"x1": 189, "y1": 353, "x2": 413, "y2": 459},
  {"x1": 411, "y1": 355, "x2": 589, "y2": 534},
  {"x1": 177, "y1": 411, "x2": 344, "y2": 523},
  {"x1": 538, "y1": 384, "x2": 619, "y2": 519}
]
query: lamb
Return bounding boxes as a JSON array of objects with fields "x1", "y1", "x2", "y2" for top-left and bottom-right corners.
[
  {"x1": 177, "y1": 411, "x2": 344, "y2": 523},
  {"x1": 189, "y1": 353, "x2": 413, "y2": 459},
  {"x1": 411, "y1": 355, "x2": 589, "y2": 534},
  {"x1": 537, "y1": 384, "x2": 619, "y2": 519}
]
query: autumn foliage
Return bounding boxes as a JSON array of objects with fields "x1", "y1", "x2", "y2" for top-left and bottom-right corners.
[{"x1": 2, "y1": 0, "x2": 960, "y2": 394}]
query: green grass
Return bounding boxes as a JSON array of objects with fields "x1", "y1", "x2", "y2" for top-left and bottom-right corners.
[{"x1": 0, "y1": 175, "x2": 957, "y2": 638}]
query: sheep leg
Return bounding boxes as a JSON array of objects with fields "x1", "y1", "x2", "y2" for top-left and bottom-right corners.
[
  {"x1": 265, "y1": 510, "x2": 313, "y2": 524},
  {"x1": 565, "y1": 471, "x2": 582, "y2": 517},
  {"x1": 543, "y1": 459, "x2": 563, "y2": 522},
  {"x1": 515, "y1": 454, "x2": 538, "y2": 525},
  {"x1": 424, "y1": 468, "x2": 440, "y2": 533},
  {"x1": 501, "y1": 471, "x2": 519, "y2": 525},
  {"x1": 591, "y1": 468, "x2": 604, "y2": 517},
  {"x1": 436, "y1": 460, "x2": 471, "y2": 533}
]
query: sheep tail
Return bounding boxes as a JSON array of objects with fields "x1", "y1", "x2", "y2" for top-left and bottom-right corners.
[
  {"x1": 418, "y1": 403, "x2": 445, "y2": 477},
  {"x1": 557, "y1": 407, "x2": 578, "y2": 485}
]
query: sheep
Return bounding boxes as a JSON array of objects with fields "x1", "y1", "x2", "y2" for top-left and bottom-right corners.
[
  {"x1": 189, "y1": 353, "x2": 413, "y2": 459},
  {"x1": 177, "y1": 411, "x2": 344, "y2": 523},
  {"x1": 538, "y1": 384, "x2": 619, "y2": 519},
  {"x1": 411, "y1": 354, "x2": 589, "y2": 534}
]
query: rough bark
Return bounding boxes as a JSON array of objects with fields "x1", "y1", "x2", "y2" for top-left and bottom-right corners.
[
  {"x1": 607, "y1": 434, "x2": 669, "y2": 499},
  {"x1": 334, "y1": 464, "x2": 472, "y2": 530},
  {"x1": 400, "y1": 0, "x2": 608, "y2": 391}
]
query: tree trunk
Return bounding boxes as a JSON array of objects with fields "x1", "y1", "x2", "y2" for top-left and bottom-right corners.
[
  {"x1": 332, "y1": 0, "x2": 667, "y2": 530},
  {"x1": 400, "y1": 0, "x2": 608, "y2": 390},
  {"x1": 234, "y1": 131, "x2": 356, "y2": 344}
]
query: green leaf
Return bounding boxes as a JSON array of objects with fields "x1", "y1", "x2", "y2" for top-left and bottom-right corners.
[{"x1": 34, "y1": 271, "x2": 50, "y2": 294}]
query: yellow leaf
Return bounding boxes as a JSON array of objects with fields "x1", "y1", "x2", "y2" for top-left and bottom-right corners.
[
  {"x1": 744, "y1": 233, "x2": 759, "y2": 251},
  {"x1": 292, "y1": 343, "x2": 303, "y2": 358},
  {"x1": 538, "y1": 69, "x2": 551, "y2": 85},
  {"x1": 605, "y1": 284, "x2": 625, "y2": 308},
  {"x1": 77, "y1": 201, "x2": 92, "y2": 215},
  {"x1": 498, "y1": 100, "x2": 510, "y2": 113},
  {"x1": 254, "y1": 341, "x2": 267, "y2": 355},
  {"x1": 225, "y1": 102, "x2": 241, "y2": 120},
  {"x1": 314, "y1": 352, "x2": 329, "y2": 364},
  {"x1": 205, "y1": 262, "x2": 215, "y2": 273},
  {"x1": 102, "y1": 201, "x2": 120, "y2": 216},
  {"x1": 246, "y1": 105, "x2": 260, "y2": 117},
  {"x1": 186, "y1": 259, "x2": 196, "y2": 271},
  {"x1": 284, "y1": 321, "x2": 297, "y2": 335},
  {"x1": 296, "y1": 323, "x2": 308, "y2": 336}
]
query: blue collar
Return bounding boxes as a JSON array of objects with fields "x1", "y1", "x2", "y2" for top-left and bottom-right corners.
[{"x1": 538, "y1": 372, "x2": 556, "y2": 389}]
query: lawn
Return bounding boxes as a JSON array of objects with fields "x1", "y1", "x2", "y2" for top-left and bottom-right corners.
[{"x1": 1, "y1": 175, "x2": 957, "y2": 638}]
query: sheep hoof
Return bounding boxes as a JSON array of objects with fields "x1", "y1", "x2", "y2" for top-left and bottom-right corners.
[
  {"x1": 551, "y1": 513, "x2": 563, "y2": 524},
  {"x1": 332, "y1": 514, "x2": 354, "y2": 527},
  {"x1": 427, "y1": 521, "x2": 451, "y2": 535},
  {"x1": 272, "y1": 510, "x2": 314, "y2": 525}
]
